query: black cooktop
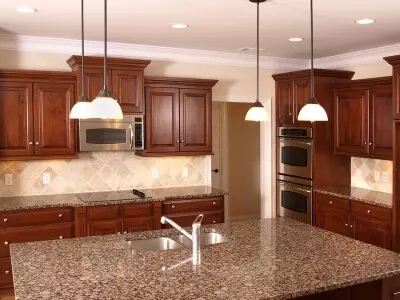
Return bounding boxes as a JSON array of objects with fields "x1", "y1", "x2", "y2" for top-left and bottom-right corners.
[{"x1": 77, "y1": 189, "x2": 150, "y2": 203}]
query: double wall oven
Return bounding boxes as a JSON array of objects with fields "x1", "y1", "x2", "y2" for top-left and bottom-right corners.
[{"x1": 277, "y1": 127, "x2": 313, "y2": 224}]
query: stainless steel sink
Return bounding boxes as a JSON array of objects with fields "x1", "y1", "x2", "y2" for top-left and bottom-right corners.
[
  {"x1": 173, "y1": 232, "x2": 229, "y2": 248},
  {"x1": 128, "y1": 237, "x2": 184, "y2": 251}
]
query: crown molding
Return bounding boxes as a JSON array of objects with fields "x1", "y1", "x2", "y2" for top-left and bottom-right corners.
[
  {"x1": 0, "y1": 34, "x2": 307, "y2": 71},
  {"x1": 314, "y1": 43, "x2": 400, "y2": 68}
]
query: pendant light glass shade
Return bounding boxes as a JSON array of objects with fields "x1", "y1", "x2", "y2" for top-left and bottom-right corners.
[
  {"x1": 297, "y1": 0, "x2": 328, "y2": 122},
  {"x1": 245, "y1": 0, "x2": 268, "y2": 122}
]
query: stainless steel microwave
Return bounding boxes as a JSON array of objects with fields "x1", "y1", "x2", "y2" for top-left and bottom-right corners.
[{"x1": 79, "y1": 115, "x2": 144, "y2": 151}]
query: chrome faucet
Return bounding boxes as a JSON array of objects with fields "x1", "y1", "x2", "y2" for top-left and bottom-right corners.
[{"x1": 160, "y1": 214, "x2": 204, "y2": 265}]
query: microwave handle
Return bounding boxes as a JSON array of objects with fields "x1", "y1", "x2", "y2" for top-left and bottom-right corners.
[{"x1": 129, "y1": 124, "x2": 134, "y2": 149}]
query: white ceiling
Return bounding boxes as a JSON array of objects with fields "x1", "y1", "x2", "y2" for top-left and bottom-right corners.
[{"x1": 0, "y1": 0, "x2": 400, "y2": 59}]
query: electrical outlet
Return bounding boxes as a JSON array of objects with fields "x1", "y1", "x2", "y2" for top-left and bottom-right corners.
[
  {"x1": 4, "y1": 174, "x2": 13, "y2": 186},
  {"x1": 42, "y1": 173, "x2": 51, "y2": 185},
  {"x1": 151, "y1": 168, "x2": 159, "y2": 179},
  {"x1": 182, "y1": 167, "x2": 189, "y2": 177},
  {"x1": 374, "y1": 170, "x2": 381, "y2": 182},
  {"x1": 382, "y1": 172, "x2": 389, "y2": 183}
]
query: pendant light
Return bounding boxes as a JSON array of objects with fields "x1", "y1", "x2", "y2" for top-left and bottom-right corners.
[
  {"x1": 297, "y1": 0, "x2": 328, "y2": 122},
  {"x1": 245, "y1": 0, "x2": 268, "y2": 122},
  {"x1": 70, "y1": 0, "x2": 93, "y2": 119},
  {"x1": 91, "y1": 0, "x2": 123, "y2": 120}
]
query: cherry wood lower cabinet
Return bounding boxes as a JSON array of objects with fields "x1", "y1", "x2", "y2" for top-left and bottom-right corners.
[{"x1": 315, "y1": 192, "x2": 392, "y2": 250}]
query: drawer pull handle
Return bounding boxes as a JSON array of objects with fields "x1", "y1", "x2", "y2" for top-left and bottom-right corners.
[
  {"x1": 4, "y1": 270, "x2": 9, "y2": 275},
  {"x1": 4, "y1": 241, "x2": 9, "y2": 246},
  {"x1": 59, "y1": 236, "x2": 64, "y2": 239},
  {"x1": 3, "y1": 218, "x2": 7, "y2": 223},
  {"x1": 213, "y1": 202, "x2": 217, "y2": 205},
  {"x1": 367, "y1": 210, "x2": 371, "y2": 214},
  {"x1": 58, "y1": 214, "x2": 63, "y2": 218},
  {"x1": 329, "y1": 201, "x2": 333, "y2": 205},
  {"x1": 213, "y1": 221, "x2": 216, "y2": 224},
  {"x1": 171, "y1": 205, "x2": 176, "y2": 209}
]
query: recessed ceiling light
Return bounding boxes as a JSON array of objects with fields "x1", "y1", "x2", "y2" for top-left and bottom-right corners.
[
  {"x1": 355, "y1": 18, "x2": 375, "y2": 25},
  {"x1": 288, "y1": 37, "x2": 304, "y2": 42},
  {"x1": 16, "y1": 6, "x2": 37, "y2": 13},
  {"x1": 171, "y1": 24, "x2": 189, "y2": 29}
]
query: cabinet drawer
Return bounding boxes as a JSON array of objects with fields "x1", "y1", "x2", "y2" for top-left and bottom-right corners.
[
  {"x1": 87, "y1": 205, "x2": 122, "y2": 221},
  {"x1": 123, "y1": 217, "x2": 154, "y2": 233},
  {"x1": 123, "y1": 203, "x2": 152, "y2": 218},
  {"x1": 162, "y1": 212, "x2": 223, "y2": 228},
  {"x1": 0, "y1": 207, "x2": 73, "y2": 228},
  {"x1": 351, "y1": 201, "x2": 391, "y2": 223},
  {"x1": 87, "y1": 220, "x2": 123, "y2": 237},
  {"x1": 0, "y1": 259, "x2": 12, "y2": 287},
  {"x1": 163, "y1": 197, "x2": 223, "y2": 214},
  {"x1": 315, "y1": 193, "x2": 350, "y2": 212},
  {"x1": 0, "y1": 223, "x2": 74, "y2": 258}
]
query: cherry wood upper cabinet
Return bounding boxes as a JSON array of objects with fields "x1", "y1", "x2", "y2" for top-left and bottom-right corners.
[
  {"x1": 67, "y1": 56, "x2": 150, "y2": 115},
  {"x1": 137, "y1": 77, "x2": 218, "y2": 157},
  {"x1": 334, "y1": 77, "x2": 393, "y2": 160},
  {"x1": 33, "y1": 83, "x2": 75, "y2": 156},
  {"x1": 0, "y1": 70, "x2": 78, "y2": 160},
  {"x1": 0, "y1": 82, "x2": 33, "y2": 157},
  {"x1": 384, "y1": 56, "x2": 400, "y2": 119},
  {"x1": 276, "y1": 80, "x2": 293, "y2": 125},
  {"x1": 145, "y1": 87, "x2": 180, "y2": 153},
  {"x1": 293, "y1": 79, "x2": 311, "y2": 124},
  {"x1": 179, "y1": 89, "x2": 212, "y2": 153}
]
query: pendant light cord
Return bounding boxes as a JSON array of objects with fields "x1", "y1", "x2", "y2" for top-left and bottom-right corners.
[
  {"x1": 81, "y1": 0, "x2": 86, "y2": 100},
  {"x1": 103, "y1": 0, "x2": 108, "y2": 90},
  {"x1": 310, "y1": 0, "x2": 315, "y2": 99},
  {"x1": 256, "y1": 1, "x2": 260, "y2": 102}
]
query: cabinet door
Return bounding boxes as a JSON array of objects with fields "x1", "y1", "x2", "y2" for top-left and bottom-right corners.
[
  {"x1": 83, "y1": 68, "x2": 112, "y2": 101},
  {"x1": 369, "y1": 87, "x2": 393, "y2": 158},
  {"x1": 315, "y1": 206, "x2": 351, "y2": 237},
  {"x1": 293, "y1": 79, "x2": 310, "y2": 124},
  {"x1": 334, "y1": 89, "x2": 369, "y2": 156},
  {"x1": 162, "y1": 212, "x2": 223, "y2": 229},
  {"x1": 276, "y1": 80, "x2": 293, "y2": 125},
  {"x1": 145, "y1": 87, "x2": 180, "y2": 153},
  {"x1": 179, "y1": 89, "x2": 212, "y2": 152},
  {"x1": 112, "y1": 69, "x2": 144, "y2": 114},
  {"x1": 123, "y1": 217, "x2": 154, "y2": 233},
  {"x1": 0, "y1": 82, "x2": 33, "y2": 157},
  {"x1": 88, "y1": 220, "x2": 123, "y2": 236},
  {"x1": 352, "y1": 216, "x2": 391, "y2": 250},
  {"x1": 393, "y1": 66, "x2": 400, "y2": 119},
  {"x1": 33, "y1": 83, "x2": 76, "y2": 156}
]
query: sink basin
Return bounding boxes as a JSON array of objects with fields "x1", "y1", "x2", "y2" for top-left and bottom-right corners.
[
  {"x1": 128, "y1": 237, "x2": 184, "y2": 251},
  {"x1": 173, "y1": 232, "x2": 229, "y2": 248}
]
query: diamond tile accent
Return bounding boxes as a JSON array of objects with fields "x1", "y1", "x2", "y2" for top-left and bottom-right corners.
[
  {"x1": 351, "y1": 157, "x2": 392, "y2": 193},
  {"x1": 0, "y1": 152, "x2": 208, "y2": 197}
]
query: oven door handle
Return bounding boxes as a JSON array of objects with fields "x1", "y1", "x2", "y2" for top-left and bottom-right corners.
[
  {"x1": 279, "y1": 181, "x2": 311, "y2": 193},
  {"x1": 278, "y1": 138, "x2": 312, "y2": 146},
  {"x1": 129, "y1": 124, "x2": 134, "y2": 149}
]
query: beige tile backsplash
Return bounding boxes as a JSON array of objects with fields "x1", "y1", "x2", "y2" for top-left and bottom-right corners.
[
  {"x1": 0, "y1": 152, "x2": 207, "y2": 197},
  {"x1": 351, "y1": 157, "x2": 392, "y2": 193}
]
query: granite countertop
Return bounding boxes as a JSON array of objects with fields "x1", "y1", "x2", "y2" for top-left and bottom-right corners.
[
  {"x1": 314, "y1": 186, "x2": 392, "y2": 209},
  {"x1": 0, "y1": 186, "x2": 227, "y2": 212},
  {"x1": 11, "y1": 218, "x2": 400, "y2": 300}
]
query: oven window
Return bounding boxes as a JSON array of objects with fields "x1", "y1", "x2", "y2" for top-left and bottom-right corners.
[
  {"x1": 281, "y1": 190, "x2": 307, "y2": 214},
  {"x1": 86, "y1": 129, "x2": 127, "y2": 144},
  {"x1": 281, "y1": 146, "x2": 307, "y2": 167}
]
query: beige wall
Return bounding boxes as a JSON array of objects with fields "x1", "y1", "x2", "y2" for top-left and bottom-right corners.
[
  {"x1": 226, "y1": 103, "x2": 261, "y2": 220},
  {"x1": 342, "y1": 61, "x2": 392, "y2": 79}
]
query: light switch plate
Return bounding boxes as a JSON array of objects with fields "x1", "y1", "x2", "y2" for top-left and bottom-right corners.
[
  {"x1": 4, "y1": 174, "x2": 13, "y2": 186},
  {"x1": 382, "y1": 172, "x2": 389, "y2": 183},
  {"x1": 151, "y1": 168, "x2": 159, "y2": 179},
  {"x1": 182, "y1": 167, "x2": 189, "y2": 177},
  {"x1": 374, "y1": 170, "x2": 381, "y2": 182},
  {"x1": 42, "y1": 173, "x2": 51, "y2": 185}
]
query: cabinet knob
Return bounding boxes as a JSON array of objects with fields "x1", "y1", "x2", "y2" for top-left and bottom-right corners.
[
  {"x1": 350, "y1": 225, "x2": 354, "y2": 228},
  {"x1": 28, "y1": 142, "x2": 33, "y2": 145},
  {"x1": 123, "y1": 231, "x2": 127, "y2": 234},
  {"x1": 367, "y1": 210, "x2": 371, "y2": 214},
  {"x1": 364, "y1": 142, "x2": 367, "y2": 145},
  {"x1": 180, "y1": 140, "x2": 184, "y2": 143},
  {"x1": 35, "y1": 142, "x2": 39, "y2": 145},
  {"x1": 3, "y1": 218, "x2": 8, "y2": 223},
  {"x1": 369, "y1": 142, "x2": 373, "y2": 146},
  {"x1": 4, "y1": 270, "x2": 9, "y2": 275},
  {"x1": 212, "y1": 202, "x2": 217, "y2": 205},
  {"x1": 59, "y1": 236, "x2": 63, "y2": 239},
  {"x1": 176, "y1": 140, "x2": 180, "y2": 143},
  {"x1": 345, "y1": 224, "x2": 348, "y2": 227},
  {"x1": 4, "y1": 241, "x2": 9, "y2": 246},
  {"x1": 329, "y1": 201, "x2": 333, "y2": 205},
  {"x1": 117, "y1": 232, "x2": 121, "y2": 235},
  {"x1": 213, "y1": 221, "x2": 216, "y2": 224},
  {"x1": 171, "y1": 205, "x2": 176, "y2": 209},
  {"x1": 58, "y1": 214, "x2": 63, "y2": 218}
]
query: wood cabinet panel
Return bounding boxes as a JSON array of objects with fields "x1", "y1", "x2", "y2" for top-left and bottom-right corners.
[
  {"x1": 334, "y1": 89, "x2": 369, "y2": 156},
  {"x1": 163, "y1": 197, "x2": 224, "y2": 214},
  {"x1": 293, "y1": 79, "x2": 311, "y2": 124},
  {"x1": 0, "y1": 208, "x2": 73, "y2": 228},
  {"x1": 83, "y1": 68, "x2": 112, "y2": 101},
  {"x1": 0, "y1": 82, "x2": 33, "y2": 157},
  {"x1": 123, "y1": 217, "x2": 153, "y2": 233},
  {"x1": 393, "y1": 66, "x2": 400, "y2": 119},
  {"x1": 0, "y1": 223, "x2": 74, "y2": 258},
  {"x1": 351, "y1": 201, "x2": 392, "y2": 223},
  {"x1": 162, "y1": 211, "x2": 223, "y2": 228},
  {"x1": 0, "y1": 259, "x2": 12, "y2": 287},
  {"x1": 315, "y1": 193, "x2": 350, "y2": 212},
  {"x1": 88, "y1": 220, "x2": 123, "y2": 236},
  {"x1": 179, "y1": 89, "x2": 212, "y2": 152},
  {"x1": 112, "y1": 69, "x2": 144, "y2": 114},
  {"x1": 87, "y1": 205, "x2": 122, "y2": 222},
  {"x1": 145, "y1": 87, "x2": 180, "y2": 153},
  {"x1": 33, "y1": 83, "x2": 75, "y2": 156},
  {"x1": 315, "y1": 205, "x2": 351, "y2": 237},
  {"x1": 352, "y1": 216, "x2": 392, "y2": 250},
  {"x1": 276, "y1": 80, "x2": 293, "y2": 125},
  {"x1": 123, "y1": 203, "x2": 153, "y2": 218},
  {"x1": 369, "y1": 88, "x2": 393, "y2": 158}
]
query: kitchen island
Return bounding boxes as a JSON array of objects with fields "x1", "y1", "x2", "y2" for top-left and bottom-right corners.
[{"x1": 10, "y1": 218, "x2": 400, "y2": 300}]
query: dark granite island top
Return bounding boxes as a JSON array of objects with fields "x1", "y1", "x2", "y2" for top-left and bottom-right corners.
[{"x1": 10, "y1": 218, "x2": 400, "y2": 300}]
